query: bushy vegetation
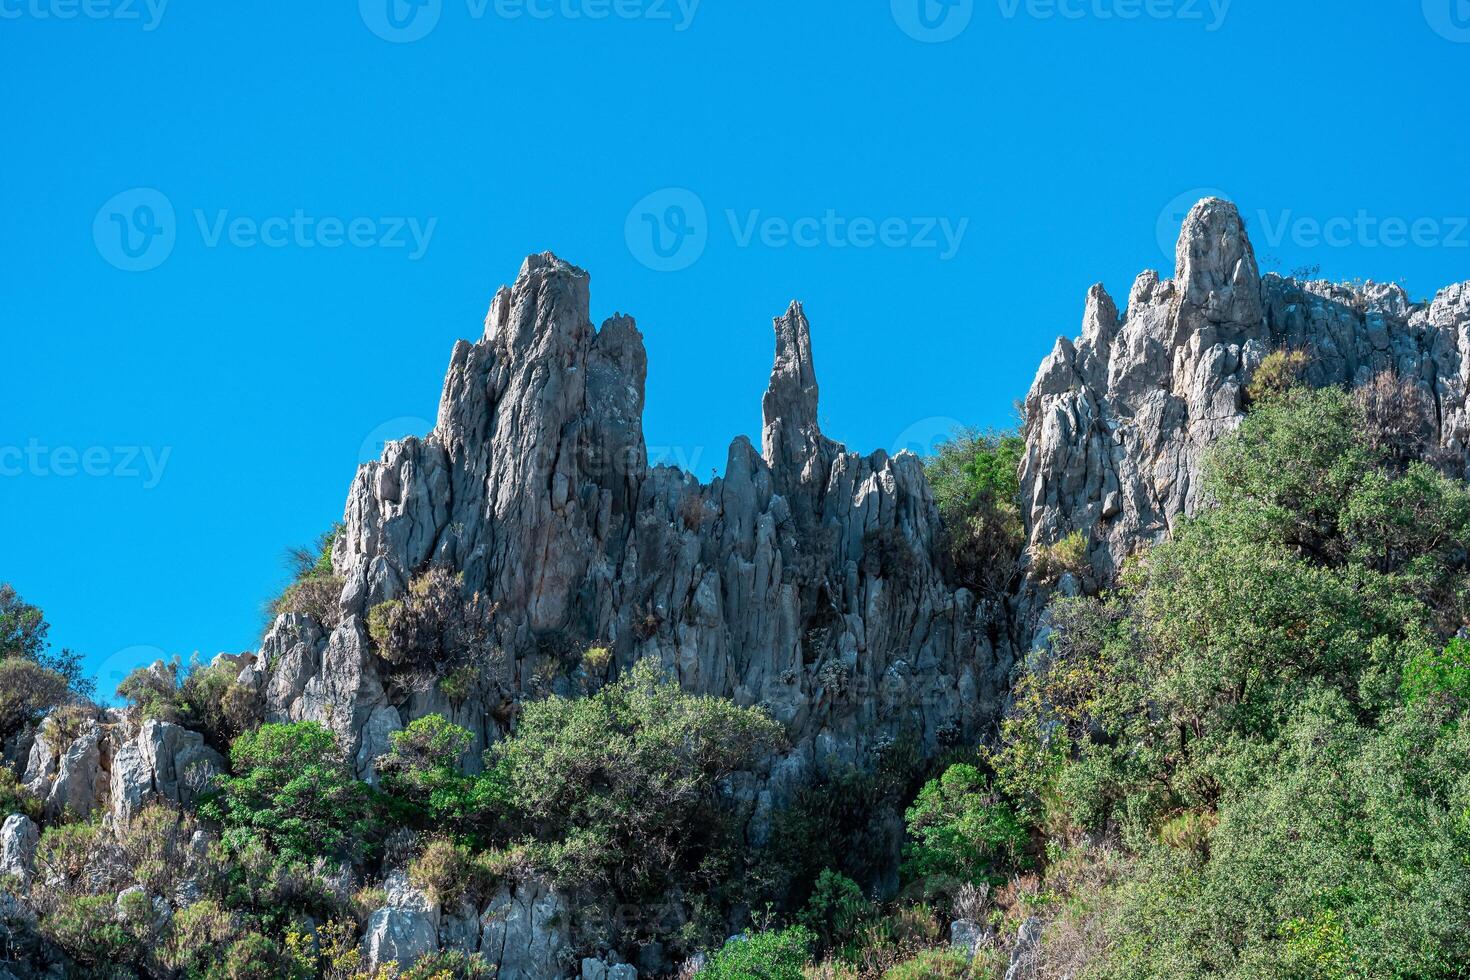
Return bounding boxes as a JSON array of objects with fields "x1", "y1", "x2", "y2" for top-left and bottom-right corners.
[
  {"x1": 697, "y1": 926, "x2": 815, "y2": 980},
  {"x1": 266, "y1": 523, "x2": 344, "y2": 628},
  {"x1": 11, "y1": 375, "x2": 1470, "y2": 978},
  {"x1": 924, "y1": 429, "x2": 1026, "y2": 597},
  {"x1": 116, "y1": 653, "x2": 260, "y2": 748},
  {"x1": 983, "y1": 381, "x2": 1470, "y2": 978},
  {"x1": 203, "y1": 721, "x2": 379, "y2": 872},
  {"x1": 0, "y1": 583, "x2": 92, "y2": 740},
  {"x1": 490, "y1": 658, "x2": 785, "y2": 914}
]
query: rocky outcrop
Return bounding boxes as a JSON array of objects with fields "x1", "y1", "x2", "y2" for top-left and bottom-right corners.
[
  {"x1": 19, "y1": 713, "x2": 225, "y2": 827},
  {"x1": 23, "y1": 721, "x2": 107, "y2": 822},
  {"x1": 480, "y1": 879, "x2": 573, "y2": 980},
  {"x1": 361, "y1": 870, "x2": 441, "y2": 972},
  {"x1": 110, "y1": 719, "x2": 224, "y2": 825},
  {"x1": 254, "y1": 253, "x2": 1005, "y2": 808},
  {"x1": 1021, "y1": 198, "x2": 1470, "y2": 581},
  {"x1": 0, "y1": 815, "x2": 38, "y2": 884}
]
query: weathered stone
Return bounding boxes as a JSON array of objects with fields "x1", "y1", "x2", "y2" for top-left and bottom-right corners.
[
  {"x1": 24, "y1": 722, "x2": 107, "y2": 822},
  {"x1": 361, "y1": 870, "x2": 440, "y2": 972},
  {"x1": 111, "y1": 719, "x2": 225, "y2": 824},
  {"x1": 1020, "y1": 198, "x2": 1470, "y2": 598},
  {"x1": 479, "y1": 879, "x2": 571, "y2": 980},
  {"x1": 257, "y1": 251, "x2": 1004, "y2": 824},
  {"x1": 0, "y1": 814, "x2": 39, "y2": 883}
]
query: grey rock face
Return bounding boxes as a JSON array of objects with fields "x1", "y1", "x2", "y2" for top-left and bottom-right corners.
[
  {"x1": 0, "y1": 814, "x2": 39, "y2": 883},
  {"x1": 1020, "y1": 198, "x2": 1470, "y2": 583},
  {"x1": 23, "y1": 721, "x2": 107, "y2": 822},
  {"x1": 257, "y1": 252, "x2": 1005, "y2": 803},
  {"x1": 950, "y1": 918, "x2": 991, "y2": 962},
  {"x1": 479, "y1": 878, "x2": 572, "y2": 980},
  {"x1": 111, "y1": 719, "x2": 225, "y2": 824},
  {"x1": 361, "y1": 870, "x2": 441, "y2": 972},
  {"x1": 1004, "y1": 916, "x2": 1043, "y2": 980}
]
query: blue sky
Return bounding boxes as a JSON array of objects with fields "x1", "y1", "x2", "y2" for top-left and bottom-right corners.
[{"x1": 3, "y1": 1, "x2": 1468, "y2": 695}]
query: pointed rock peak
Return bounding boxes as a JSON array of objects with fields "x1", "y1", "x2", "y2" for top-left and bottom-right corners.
[
  {"x1": 1174, "y1": 197, "x2": 1263, "y2": 325},
  {"x1": 761, "y1": 301, "x2": 837, "y2": 510},
  {"x1": 484, "y1": 251, "x2": 593, "y2": 354},
  {"x1": 764, "y1": 301, "x2": 821, "y2": 429},
  {"x1": 517, "y1": 250, "x2": 589, "y2": 283},
  {"x1": 1081, "y1": 283, "x2": 1119, "y2": 346}
]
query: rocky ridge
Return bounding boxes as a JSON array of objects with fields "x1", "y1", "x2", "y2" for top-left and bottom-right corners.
[{"x1": 13, "y1": 198, "x2": 1470, "y2": 977}]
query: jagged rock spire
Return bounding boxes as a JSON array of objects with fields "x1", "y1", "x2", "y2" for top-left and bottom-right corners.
[{"x1": 762, "y1": 301, "x2": 840, "y2": 530}]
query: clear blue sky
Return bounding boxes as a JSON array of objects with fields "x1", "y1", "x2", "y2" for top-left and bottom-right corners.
[{"x1": 3, "y1": 1, "x2": 1468, "y2": 695}]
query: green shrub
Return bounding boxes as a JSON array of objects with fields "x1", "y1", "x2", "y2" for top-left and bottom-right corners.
[
  {"x1": 879, "y1": 948, "x2": 970, "y2": 979},
  {"x1": 202, "y1": 721, "x2": 376, "y2": 868},
  {"x1": 0, "y1": 582, "x2": 93, "y2": 701},
  {"x1": 0, "y1": 764, "x2": 39, "y2": 821},
  {"x1": 366, "y1": 568, "x2": 493, "y2": 673},
  {"x1": 266, "y1": 525, "x2": 344, "y2": 628},
  {"x1": 798, "y1": 869, "x2": 872, "y2": 954},
  {"x1": 1246, "y1": 347, "x2": 1311, "y2": 404},
  {"x1": 41, "y1": 894, "x2": 145, "y2": 973},
  {"x1": 221, "y1": 931, "x2": 284, "y2": 980},
  {"x1": 0, "y1": 656, "x2": 73, "y2": 739},
  {"x1": 986, "y1": 384, "x2": 1470, "y2": 978},
  {"x1": 117, "y1": 654, "x2": 259, "y2": 749},
  {"x1": 901, "y1": 764, "x2": 1029, "y2": 886},
  {"x1": 1030, "y1": 529, "x2": 1089, "y2": 584},
  {"x1": 697, "y1": 926, "x2": 815, "y2": 980},
  {"x1": 924, "y1": 429, "x2": 1026, "y2": 597},
  {"x1": 1402, "y1": 638, "x2": 1470, "y2": 705},
  {"x1": 490, "y1": 658, "x2": 784, "y2": 905}
]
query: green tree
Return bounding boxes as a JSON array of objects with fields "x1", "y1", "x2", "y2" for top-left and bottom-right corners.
[
  {"x1": 697, "y1": 926, "x2": 815, "y2": 980},
  {"x1": 202, "y1": 721, "x2": 376, "y2": 868},
  {"x1": 491, "y1": 658, "x2": 784, "y2": 904},
  {"x1": 901, "y1": 763, "x2": 1029, "y2": 886}
]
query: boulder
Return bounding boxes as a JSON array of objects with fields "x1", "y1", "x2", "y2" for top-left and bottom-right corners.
[
  {"x1": 361, "y1": 870, "x2": 440, "y2": 972},
  {"x1": 0, "y1": 814, "x2": 39, "y2": 883}
]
